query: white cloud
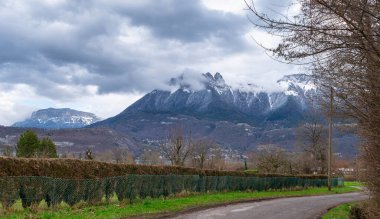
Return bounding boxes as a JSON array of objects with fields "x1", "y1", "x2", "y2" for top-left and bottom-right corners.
[
  {"x1": 201, "y1": 0, "x2": 247, "y2": 14},
  {"x1": 0, "y1": 84, "x2": 52, "y2": 125}
]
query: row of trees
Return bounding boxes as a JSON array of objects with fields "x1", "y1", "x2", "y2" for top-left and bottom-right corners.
[
  {"x1": 160, "y1": 126, "x2": 225, "y2": 170},
  {"x1": 158, "y1": 122, "x2": 330, "y2": 174}
]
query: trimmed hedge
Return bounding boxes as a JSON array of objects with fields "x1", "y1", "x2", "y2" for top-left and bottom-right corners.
[
  {"x1": 0, "y1": 157, "x2": 344, "y2": 209},
  {"x1": 0, "y1": 175, "x2": 341, "y2": 209},
  {"x1": 0, "y1": 157, "x2": 327, "y2": 179}
]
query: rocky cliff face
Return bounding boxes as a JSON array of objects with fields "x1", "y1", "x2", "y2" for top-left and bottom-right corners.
[{"x1": 12, "y1": 108, "x2": 102, "y2": 129}]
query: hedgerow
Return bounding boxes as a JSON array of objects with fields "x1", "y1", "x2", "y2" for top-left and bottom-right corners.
[
  {"x1": 0, "y1": 157, "x2": 343, "y2": 210},
  {"x1": 0, "y1": 157, "x2": 328, "y2": 179}
]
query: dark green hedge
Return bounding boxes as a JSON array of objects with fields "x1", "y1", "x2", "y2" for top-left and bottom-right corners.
[
  {"x1": 0, "y1": 175, "x2": 342, "y2": 209},
  {"x1": 0, "y1": 157, "x2": 327, "y2": 179}
]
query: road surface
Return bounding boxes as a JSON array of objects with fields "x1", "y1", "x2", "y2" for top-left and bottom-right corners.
[{"x1": 171, "y1": 192, "x2": 368, "y2": 219}]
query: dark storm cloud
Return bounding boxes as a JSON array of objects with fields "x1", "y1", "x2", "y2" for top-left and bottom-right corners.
[
  {"x1": 0, "y1": 0, "x2": 252, "y2": 98},
  {"x1": 117, "y1": 0, "x2": 247, "y2": 43}
]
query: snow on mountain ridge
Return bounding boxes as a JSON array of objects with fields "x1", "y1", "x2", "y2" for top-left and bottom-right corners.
[
  {"x1": 13, "y1": 108, "x2": 102, "y2": 129},
  {"x1": 169, "y1": 72, "x2": 315, "y2": 97},
  {"x1": 120, "y1": 72, "x2": 317, "y2": 125},
  {"x1": 277, "y1": 74, "x2": 316, "y2": 94}
]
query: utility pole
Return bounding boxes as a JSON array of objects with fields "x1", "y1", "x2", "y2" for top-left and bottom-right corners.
[{"x1": 328, "y1": 87, "x2": 333, "y2": 191}]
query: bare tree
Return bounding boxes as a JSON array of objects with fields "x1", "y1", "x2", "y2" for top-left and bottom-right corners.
[
  {"x1": 253, "y1": 144, "x2": 289, "y2": 173},
  {"x1": 96, "y1": 150, "x2": 113, "y2": 162},
  {"x1": 1, "y1": 145, "x2": 13, "y2": 157},
  {"x1": 161, "y1": 125, "x2": 193, "y2": 166},
  {"x1": 191, "y1": 138, "x2": 217, "y2": 169},
  {"x1": 246, "y1": 0, "x2": 380, "y2": 214},
  {"x1": 296, "y1": 113, "x2": 327, "y2": 174},
  {"x1": 139, "y1": 149, "x2": 162, "y2": 165},
  {"x1": 112, "y1": 148, "x2": 134, "y2": 164},
  {"x1": 207, "y1": 147, "x2": 226, "y2": 170}
]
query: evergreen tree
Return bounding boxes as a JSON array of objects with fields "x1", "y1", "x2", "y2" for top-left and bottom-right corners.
[
  {"x1": 16, "y1": 130, "x2": 39, "y2": 158},
  {"x1": 38, "y1": 137, "x2": 58, "y2": 158}
]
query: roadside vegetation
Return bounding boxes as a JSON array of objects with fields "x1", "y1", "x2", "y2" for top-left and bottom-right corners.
[
  {"x1": 323, "y1": 199, "x2": 375, "y2": 219},
  {"x1": 322, "y1": 202, "x2": 355, "y2": 219},
  {"x1": 322, "y1": 181, "x2": 364, "y2": 219},
  {"x1": 0, "y1": 184, "x2": 359, "y2": 219}
]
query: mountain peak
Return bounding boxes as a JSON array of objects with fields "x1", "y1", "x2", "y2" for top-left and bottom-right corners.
[
  {"x1": 277, "y1": 74, "x2": 313, "y2": 84},
  {"x1": 203, "y1": 72, "x2": 214, "y2": 80},
  {"x1": 201, "y1": 72, "x2": 227, "y2": 88},
  {"x1": 214, "y1": 72, "x2": 224, "y2": 81},
  {"x1": 202, "y1": 72, "x2": 224, "y2": 81},
  {"x1": 277, "y1": 74, "x2": 316, "y2": 94},
  {"x1": 13, "y1": 108, "x2": 101, "y2": 129}
]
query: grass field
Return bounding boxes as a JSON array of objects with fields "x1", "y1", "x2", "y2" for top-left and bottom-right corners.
[{"x1": 0, "y1": 184, "x2": 361, "y2": 219}]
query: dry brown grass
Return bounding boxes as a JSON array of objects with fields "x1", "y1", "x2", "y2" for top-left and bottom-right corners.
[{"x1": 0, "y1": 157, "x2": 328, "y2": 179}]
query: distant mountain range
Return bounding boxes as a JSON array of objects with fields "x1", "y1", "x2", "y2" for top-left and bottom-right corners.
[
  {"x1": 2, "y1": 73, "x2": 358, "y2": 157},
  {"x1": 12, "y1": 108, "x2": 101, "y2": 129}
]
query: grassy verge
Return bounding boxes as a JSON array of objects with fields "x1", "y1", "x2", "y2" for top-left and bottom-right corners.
[
  {"x1": 322, "y1": 182, "x2": 365, "y2": 219},
  {"x1": 344, "y1": 181, "x2": 363, "y2": 187},
  {"x1": 1, "y1": 185, "x2": 360, "y2": 219},
  {"x1": 322, "y1": 202, "x2": 355, "y2": 219}
]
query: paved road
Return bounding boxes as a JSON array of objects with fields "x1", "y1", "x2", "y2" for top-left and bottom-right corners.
[{"x1": 171, "y1": 192, "x2": 368, "y2": 219}]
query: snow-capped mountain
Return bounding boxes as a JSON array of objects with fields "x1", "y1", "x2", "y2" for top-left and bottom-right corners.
[
  {"x1": 106, "y1": 72, "x2": 316, "y2": 126},
  {"x1": 88, "y1": 72, "x2": 356, "y2": 156},
  {"x1": 12, "y1": 108, "x2": 102, "y2": 129}
]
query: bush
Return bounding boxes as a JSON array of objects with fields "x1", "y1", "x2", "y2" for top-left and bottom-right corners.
[
  {"x1": 349, "y1": 201, "x2": 380, "y2": 219},
  {"x1": 19, "y1": 177, "x2": 50, "y2": 208},
  {"x1": 0, "y1": 177, "x2": 19, "y2": 209}
]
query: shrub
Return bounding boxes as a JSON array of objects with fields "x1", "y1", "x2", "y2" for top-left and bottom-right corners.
[
  {"x1": 0, "y1": 177, "x2": 19, "y2": 209},
  {"x1": 19, "y1": 177, "x2": 49, "y2": 208}
]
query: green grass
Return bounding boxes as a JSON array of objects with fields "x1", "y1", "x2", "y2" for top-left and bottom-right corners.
[
  {"x1": 1, "y1": 185, "x2": 360, "y2": 219},
  {"x1": 322, "y1": 202, "x2": 355, "y2": 219},
  {"x1": 344, "y1": 181, "x2": 364, "y2": 187}
]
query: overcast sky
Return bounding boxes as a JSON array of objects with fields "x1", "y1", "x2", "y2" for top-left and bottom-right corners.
[{"x1": 0, "y1": 0, "x2": 301, "y2": 126}]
